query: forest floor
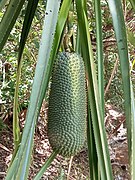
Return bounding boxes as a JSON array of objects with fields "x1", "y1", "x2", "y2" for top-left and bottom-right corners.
[{"x1": 0, "y1": 102, "x2": 130, "y2": 180}]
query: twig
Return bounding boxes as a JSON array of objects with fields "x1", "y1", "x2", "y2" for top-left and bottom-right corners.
[
  {"x1": 67, "y1": 156, "x2": 73, "y2": 180},
  {"x1": 0, "y1": 143, "x2": 10, "y2": 152},
  {"x1": 105, "y1": 57, "x2": 119, "y2": 96}
]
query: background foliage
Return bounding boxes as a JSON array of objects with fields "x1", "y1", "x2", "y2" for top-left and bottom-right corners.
[
  {"x1": 0, "y1": 1, "x2": 45, "y2": 117},
  {"x1": 1, "y1": 0, "x2": 134, "y2": 117}
]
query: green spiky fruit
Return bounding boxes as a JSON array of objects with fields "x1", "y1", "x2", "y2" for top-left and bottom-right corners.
[{"x1": 47, "y1": 52, "x2": 87, "y2": 157}]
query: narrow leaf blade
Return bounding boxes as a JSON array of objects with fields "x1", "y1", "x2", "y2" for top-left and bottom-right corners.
[
  {"x1": 94, "y1": 0, "x2": 104, "y2": 116},
  {"x1": 6, "y1": 0, "x2": 61, "y2": 179},
  {"x1": 108, "y1": 0, "x2": 131, "y2": 153},
  {"x1": 76, "y1": 1, "x2": 113, "y2": 179},
  {"x1": 131, "y1": 81, "x2": 135, "y2": 180},
  {"x1": 0, "y1": 0, "x2": 26, "y2": 52},
  {"x1": 13, "y1": 0, "x2": 40, "y2": 149}
]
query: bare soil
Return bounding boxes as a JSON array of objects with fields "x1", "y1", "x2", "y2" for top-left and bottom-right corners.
[{"x1": 0, "y1": 103, "x2": 130, "y2": 179}]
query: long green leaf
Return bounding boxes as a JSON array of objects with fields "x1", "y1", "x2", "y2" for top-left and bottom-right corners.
[
  {"x1": 18, "y1": 0, "x2": 40, "y2": 63},
  {"x1": 94, "y1": 0, "x2": 104, "y2": 116},
  {"x1": 14, "y1": 0, "x2": 72, "y2": 178},
  {"x1": 6, "y1": 0, "x2": 61, "y2": 179},
  {"x1": 108, "y1": 0, "x2": 131, "y2": 153},
  {"x1": 0, "y1": 0, "x2": 26, "y2": 52},
  {"x1": 13, "y1": 0, "x2": 40, "y2": 150},
  {"x1": 75, "y1": 4, "x2": 98, "y2": 178},
  {"x1": 16, "y1": 118, "x2": 35, "y2": 180},
  {"x1": 87, "y1": 101, "x2": 98, "y2": 180},
  {"x1": 34, "y1": 151, "x2": 58, "y2": 180},
  {"x1": 13, "y1": 0, "x2": 61, "y2": 178},
  {"x1": 76, "y1": 1, "x2": 113, "y2": 179},
  {"x1": 75, "y1": 26, "x2": 81, "y2": 53},
  {"x1": 131, "y1": 80, "x2": 135, "y2": 180},
  {"x1": 49, "y1": 0, "x2": 72, "y2": 61}
]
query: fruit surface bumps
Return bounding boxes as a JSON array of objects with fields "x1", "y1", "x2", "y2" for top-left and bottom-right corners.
[{"x1": 47, "y1": 52, "x2": 87, "y2": 157}]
